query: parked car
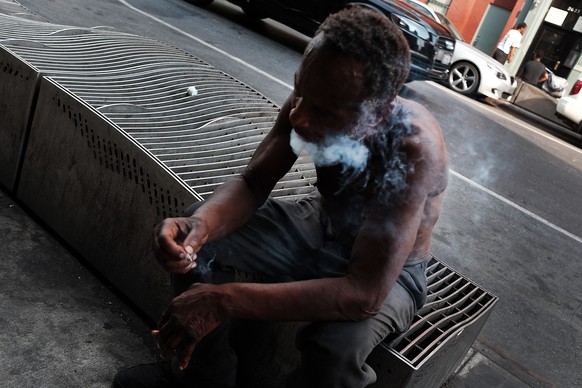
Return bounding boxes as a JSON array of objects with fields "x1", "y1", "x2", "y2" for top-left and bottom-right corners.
[
  {"x1": 186, "y1": 0, "x2": 456, "y2": 82},
  {"x1": 402, "y1": 0, "x2": 517, "y2": 100},
  {"x1": 556, "y1": 77, "x2": 582, "y2": 143}
]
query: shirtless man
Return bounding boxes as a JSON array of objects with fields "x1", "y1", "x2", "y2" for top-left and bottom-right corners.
[{"x1": 114, "y1": 6, "x2": 448, "y2": 388}]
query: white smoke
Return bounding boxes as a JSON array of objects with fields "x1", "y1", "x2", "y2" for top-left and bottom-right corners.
[{"x1": 290, "y1": 129, "x2": 369, "y2": 174}]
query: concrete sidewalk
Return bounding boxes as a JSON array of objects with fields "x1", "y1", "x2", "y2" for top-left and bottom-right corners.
[
  {"x1": 0, "y1": 186, "x2": 538, "y2": 388},
  {"x1": 0, "y1": 188, "x2": 157, "y2": 387}
]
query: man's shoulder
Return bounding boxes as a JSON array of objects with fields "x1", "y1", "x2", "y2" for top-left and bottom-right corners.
[
  {"x1": 524, "y1": 60, "x2": 545, "y2": 72},
  {"x1": 394, "y1": 97, "x2": 441, "y2": 138},
  {"x1": 509, "y1": 29, "x2": 522, "y2": 43},
  {"x1": 392, "y1": 97, "x2": 447, "y2": 166},
  {"x1": 395, "y1": 96, "x2": 432, "y2": 119}
]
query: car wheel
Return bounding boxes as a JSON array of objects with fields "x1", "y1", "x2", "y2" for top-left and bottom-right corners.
[
  {"x1": 184, "y1": 0, "x2": 214, "y2": 6},
  {"x1": 448, "y1": 61, "x2": 480, "y2": 96}
]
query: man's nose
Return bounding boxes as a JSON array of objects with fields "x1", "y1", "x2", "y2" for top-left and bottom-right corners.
[
  {"x1": 289, "y1": 97, "x2": 309, "y2": 131},
  {"x1": 290, "y1": 97, "x2": 324, "y2": 142}
]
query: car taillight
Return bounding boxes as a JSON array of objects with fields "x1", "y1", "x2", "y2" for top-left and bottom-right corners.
[{"x1": 569, "y1": 79, "x2": 582, "y2": 95}]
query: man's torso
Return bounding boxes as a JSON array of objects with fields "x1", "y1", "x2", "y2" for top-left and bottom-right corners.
[
  {"x1": 498, "y1": 29, "x2": 522, "y2": 53},
  {"x1": 522, "y1": 60, "x2": 546, "y2": 84},
  {"x1": 314, "y1": 97, "x2": 448, "y2": 264}
]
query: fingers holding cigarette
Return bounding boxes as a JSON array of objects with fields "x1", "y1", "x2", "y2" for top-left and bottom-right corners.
[
  {"x1": 162, "y1": 244, "x2": 196, "y2": 274},
  {"x1": 152, "y1": 328, "x2": 197, "y2": 370},
  {"x1": 184, "y1": 245, "x2": 196, "y2": 265}
]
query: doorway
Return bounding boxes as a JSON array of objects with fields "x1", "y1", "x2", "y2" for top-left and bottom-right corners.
[
  {"x1": 472, "y1": 4, "x2": 510, "y2": 55},
  {"x1": 523, "y1": 23, "x2": 582, "y2": 78}
]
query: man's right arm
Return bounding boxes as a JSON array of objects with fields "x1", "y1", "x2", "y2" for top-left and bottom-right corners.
[
  {"x1": 153, "y1": 96, "x2": 298, "y2": 270},
  {"x1": 188, "y1": 96, "x2": 298, "y2": 240}
]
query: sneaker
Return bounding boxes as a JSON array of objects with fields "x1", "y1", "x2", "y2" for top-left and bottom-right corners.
[{"x1": 112, "y1": 362, "x2": 183, "y2": 388}]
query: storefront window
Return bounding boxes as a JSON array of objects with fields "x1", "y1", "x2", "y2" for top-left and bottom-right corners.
[{"x1": 526, "y1": 1, "x2": 582, "y2": 78}]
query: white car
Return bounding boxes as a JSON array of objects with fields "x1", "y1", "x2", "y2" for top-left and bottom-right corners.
[
  {"x1": 402, "y1": 0, "x2": 517, "y2": 100},
  {"x1": 556, "y1": 78, "x2": 582, "y2": 142}
]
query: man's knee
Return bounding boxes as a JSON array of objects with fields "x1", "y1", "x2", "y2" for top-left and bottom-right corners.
[
  {"x1": 295, "y1": 320, "x2": 379, "y2": 362},
  {"x1": 290, "y1": 322, "x2": 378, "y2": 388}
]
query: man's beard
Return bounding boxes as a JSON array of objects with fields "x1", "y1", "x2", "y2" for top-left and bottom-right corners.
[
  {"x1": 289, "y1": 129, "x2": 369, "y2": 175},
  {"x1": 289, "y1": 102, "x2": 414, "y2": 203}
]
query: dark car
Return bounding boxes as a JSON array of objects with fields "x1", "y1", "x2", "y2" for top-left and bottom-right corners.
[{"x1": 186, "y1": 0, "x2": 455, "y2": 82}]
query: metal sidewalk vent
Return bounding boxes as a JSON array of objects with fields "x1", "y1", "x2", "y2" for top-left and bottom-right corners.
[
  {"x1": 0, "y1": 10, "x2": 316, "y2": 199},
  {"x1": 390, "y1": 256, "x2": 497, "y2": 367}
]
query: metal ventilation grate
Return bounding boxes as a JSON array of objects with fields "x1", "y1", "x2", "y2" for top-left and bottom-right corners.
[
  {"x1": 0, "y1": 9, "x2": 316, "y2": 200},
  {"x1": 389, "y1": 256, "x2": 498, "y2": 367}
]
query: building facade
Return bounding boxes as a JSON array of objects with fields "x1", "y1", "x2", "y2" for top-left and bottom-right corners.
[
  {"x1": 517, "y1": 0, "x2": 582, "y2": 87},
  {"x1": 425, "y1": 0, "x2": 582, "y2": 90}
]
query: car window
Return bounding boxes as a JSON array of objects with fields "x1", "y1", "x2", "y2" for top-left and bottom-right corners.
[
  {"x1": 401, "y1": 0, "x2": 438, "y2": 21},
  {"x1": 391, "y1": 14, "x2": 430, "y2": 40},
  {"x1": 436, "y1": 12, "x2": 464, "y2": 42}
]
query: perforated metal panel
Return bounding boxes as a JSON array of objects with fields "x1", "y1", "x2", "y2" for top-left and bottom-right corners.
[
  {"x1": 0, "y1": 6, "x2": 314, "y2": 316},
  {"x1": 17, "y1": 78, "x2": 197, "y2": 318},
  {"x1": 0, "y1": 46, "x2": 40, "y2": 190}
]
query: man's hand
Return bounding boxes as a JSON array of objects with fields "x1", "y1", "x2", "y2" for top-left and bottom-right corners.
[
  {"x1": 153, "y1": 216, "x2": 209, "y2": 273},
  {"x1": 156, "y1": 283, "x2": 226, "y2": 370}
]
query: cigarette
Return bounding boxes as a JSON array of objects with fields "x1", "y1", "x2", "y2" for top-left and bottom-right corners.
[
  {"x1": 184, "y1": 245, "x2": 194, "y2": 263},
  {"x1": 151, "y1": 329, "x2": 160, "y2": 336}
]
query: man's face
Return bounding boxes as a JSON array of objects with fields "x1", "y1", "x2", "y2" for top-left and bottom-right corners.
[{"x1": 289, "y1": 39, "x2": 372, "y2": 144}]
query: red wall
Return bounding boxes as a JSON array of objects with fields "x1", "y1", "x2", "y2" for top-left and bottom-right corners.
[
  {"x1": 447, "y1": 0, "x2": 490, "y2": 42},
  {"x1": 445, "y1": 0, "x2": 526, "y2": 43}
]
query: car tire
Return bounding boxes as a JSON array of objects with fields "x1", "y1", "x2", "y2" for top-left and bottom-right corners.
[
  {"x1": 184, "y1": 0, "x2": 214, "y2": 5},
  {"x1": 448, "y1": 61, "x2": 480, "y2": 96}
]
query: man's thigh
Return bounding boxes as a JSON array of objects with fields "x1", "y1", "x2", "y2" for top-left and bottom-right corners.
[
  {"x1": 290, "y1": 279, "x2": 418, "y2": 388},
  {"x1": 294, "y1": 259, "x2": 428, "y2": 364},
  {"x1": 184, "y1": 195, "x2": 351, "y2": 281}
]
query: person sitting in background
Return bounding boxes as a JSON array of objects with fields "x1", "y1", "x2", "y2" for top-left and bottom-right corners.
[
  {"x1": 113, "y1": 6, "x2": 449, "y2": 388},
  {"x1": 519, "y1": 50, "x2": 548, "y2": 87}
]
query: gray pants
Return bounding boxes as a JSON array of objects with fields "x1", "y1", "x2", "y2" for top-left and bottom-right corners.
[{"x1": 172, "y1": 194, "x2": 428, "y2": 388}]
